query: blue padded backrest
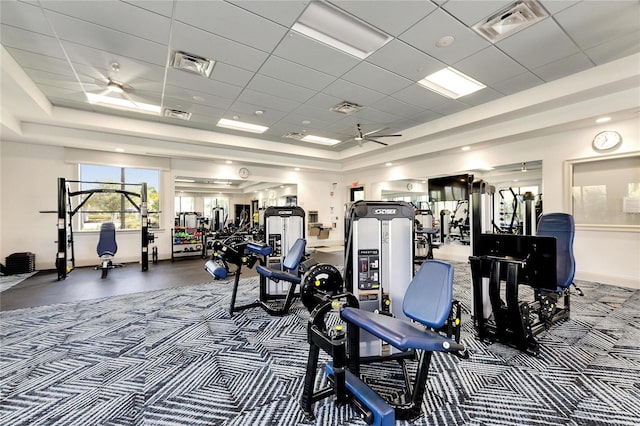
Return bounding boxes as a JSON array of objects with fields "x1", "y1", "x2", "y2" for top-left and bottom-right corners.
[
  {"x1": 403, "y1": 260, "x2": 454, "y2": 329},
  {"x1": 97, "y1": 222, "x2": 117, "y2": 256},
  {"x1": 536, "y1": 213, "x2": 575, "y2": 290},
  {"x1": 283, "y1": 238, "x2": 306, "y2": 271}
]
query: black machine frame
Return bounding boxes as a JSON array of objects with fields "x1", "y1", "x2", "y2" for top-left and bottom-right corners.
[
  {"x1": 469, "y1": 233, "x2": 559, "y2": 356},
  {"x1": 55, "y1": 177, "x2": 152, "y2": 280}
]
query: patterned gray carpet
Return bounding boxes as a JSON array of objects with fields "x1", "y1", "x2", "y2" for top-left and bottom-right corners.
[{"x1": 1, "y1": 262, "x2": 639, "y2": 425}]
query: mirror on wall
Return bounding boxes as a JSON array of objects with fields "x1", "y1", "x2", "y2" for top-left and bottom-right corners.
[
  {"x1": 174, "y1": 176, "x2": 297, "y2": 229},
  {"x1": 380, "y1": 161, "x2": 543, "y2": 245}
]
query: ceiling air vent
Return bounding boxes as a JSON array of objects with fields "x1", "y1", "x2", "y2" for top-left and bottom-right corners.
[
  {"x1": 330, "y1": 101, "x2": 363, "y2": 115},
  {"x1": 283, "y1": 132, "x2": 306, "y2": 140},
  {"x1": 164, "y1": 109, "x2": 192, "y2": 121},
  {"x1": 472, "y1": 0, "x2": 549, "y2": 43},
  {"x1": 171, "y1": 51, "x2": 215, "y2": 77}
]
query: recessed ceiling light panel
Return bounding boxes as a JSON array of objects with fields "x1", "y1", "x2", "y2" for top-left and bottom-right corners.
[
  {"x1": 172, "y1": 51, "x2": 215, "y2": 77},
  {"x1": 293, "y1": 1, "x2": 392, "y2": 59},
  {"x1": 86, "y1": 93, "x2": 161, "y2": 115},
  {"x1": 217, "y1": 118, "x2": 268, "y2": 134},
  {"x1": 301, "y1": 134, "x2": 341, "y2": 145},
  {"x1": 418, "y1": 67, "x2": 486, "y2": 99},
  {"x1": 473, "y1": 0, "x2": 549, "y2": 43}
]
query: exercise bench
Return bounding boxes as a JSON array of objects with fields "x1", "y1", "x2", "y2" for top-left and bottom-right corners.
[{"x1": 96, "y1": 222, "x2": 122, "y2": 279}]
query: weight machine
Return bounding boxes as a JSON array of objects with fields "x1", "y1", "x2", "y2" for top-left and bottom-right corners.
[{"x1": 54, "y1": 177, "x2": 153, "y2": 280}]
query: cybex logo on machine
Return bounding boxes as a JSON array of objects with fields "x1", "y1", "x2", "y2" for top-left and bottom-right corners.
[
  {"x1": 278, "y1": 211, "x2": 293, "y2": 215},
  {"x1": 372, "y1": 208, "x2": 397, "y2": 215}
]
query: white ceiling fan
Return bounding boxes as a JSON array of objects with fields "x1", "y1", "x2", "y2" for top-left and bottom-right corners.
[{"x1": 353, "y1": 123, "x2": 402, "y2": 146}]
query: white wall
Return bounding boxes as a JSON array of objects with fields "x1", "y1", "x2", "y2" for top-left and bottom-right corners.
[{"x1": 344, "y1": 118, "x2": 640, "y2": 289}]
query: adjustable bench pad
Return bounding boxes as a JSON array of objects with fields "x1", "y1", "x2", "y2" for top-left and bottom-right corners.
[
  {"x1": 341, "y1": 307, "x2": 464, "y2": 353},
  {"x1": 255, "y1": 265, "x2": 301, "y2": 284},
  {"x1": 325, "y1": 362, "x2": 394, "y2": 426}
]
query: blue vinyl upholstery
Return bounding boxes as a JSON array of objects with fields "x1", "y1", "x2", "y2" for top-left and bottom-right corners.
[
  {"x1": 341, "y1": 260, "x2": 463, "y2": 353},
  {"x1": 97, "y1": 222, "x2": 117, "y2": 257},
  {"x1": 536, "y1": 213, "x2": 575, "y2": 291},
  {"x1": 403, "y1": 260, "x2": 454, "y2": 329},
  {"x1": 255, "y1": 238, "x2": 306, "y2": 284}
]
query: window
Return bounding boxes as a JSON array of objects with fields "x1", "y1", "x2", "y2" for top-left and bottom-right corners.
[
  {"x1": 175, "y1": 196, "x2": 195, "y2": 213},
  {"x1": 569, "y1": 155, "x2": 640, "y2": 228},
  {"x1": 79, "y1": 164, "x2": 160, "y2": 231}
]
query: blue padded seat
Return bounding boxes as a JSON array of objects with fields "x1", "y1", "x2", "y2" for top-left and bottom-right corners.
[
  {"x1": 97, "y1": 222, "x2": 117, "y2": 257},
  {"x1": 255, "y1": 238, "x2": 306, "y2": 284},
  {"x1": 341, "y1": 260, "x2": 464, "y2": 353},
  {"x1": 536, "y1": 213, "x2": 575, "y2": 291},
  {"x1": 246, "y1": 242, "x2": 273, "y2": 257}
]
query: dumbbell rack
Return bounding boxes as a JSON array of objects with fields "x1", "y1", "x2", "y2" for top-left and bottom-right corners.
[{"x1": 171, "y1": 226, "x2": 203, "y2": 261}]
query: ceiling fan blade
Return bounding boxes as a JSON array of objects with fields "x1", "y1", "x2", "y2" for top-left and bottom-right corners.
[
  {"x1": 366, "y1": 138, "x2": 388, "y2": 146},
  {"x1": 371, "y1": 134, "x2": 402, "y2": 138}
]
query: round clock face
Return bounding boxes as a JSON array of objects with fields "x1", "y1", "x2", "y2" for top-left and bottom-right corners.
[
  {"x1": 406, "y1": 183, "x2": 413, "y2": 191},
  {"x1": 593, "y1": 131, "x2": 622, "y2": 151},
  {"x1": 238, "y1": 167, "x2": 250, "y2": 179}
]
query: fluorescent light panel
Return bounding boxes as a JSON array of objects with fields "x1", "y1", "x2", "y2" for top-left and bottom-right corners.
[
  {"x1": 86, "y1": 93, "x2": 161, "y2": 115},
  {"x1": 292, "y1": 1, "x2": 391, "y2": 59},
  {"x1": 217, "y1": 118, "x2": 268, "y2": 134},
  {"x1": 301, "y1": 134, "x2": 341, "y2": 145},
  {"x1": 418, "y1": 67, "x2": 486, "y2": 99}
]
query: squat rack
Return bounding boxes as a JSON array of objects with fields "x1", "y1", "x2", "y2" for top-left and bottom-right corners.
[{"x1": 56, "y1": 177, "x2": 150, "y2": 280}]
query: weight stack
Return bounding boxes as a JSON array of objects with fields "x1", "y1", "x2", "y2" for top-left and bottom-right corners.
[{"x1": 5, "y1": 252, "x2": 36, "y2": 275}]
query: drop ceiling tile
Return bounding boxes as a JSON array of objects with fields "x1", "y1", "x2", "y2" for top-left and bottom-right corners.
[
  {"x1": 366, "y1": 39, "x2": 444, "y2": 82},
  {"x1": 247, "y1": 75, "x2": 317, "y2": 103},
  {"x1": 224, "y1": 102, "x2": 289, "y2": 126},
  {"x1": 226, "y1": 0, "x2": 310, "y2": 27},
  {"x1": 322, "y1": 80, "x2": 387, "y2": 106},
  {"x1": 391, "y1": 84, "x2": 451, "y2": 110},
  {"x1": 272, "y1": 31, "x2": 360, "y2": 77},
  {"x1": 166, "y1": 69, "x2": 243, "y2": 100},
  {"x1": 440, "y1": 0, "x2": 512, "y2": 26},
  {"x1": 171, "y1": 22, "x2": 268, "y2": 72},
  {"x1": 349, "y1": 107, "x2": 402, "y2": 125},
  {"x1": 302, "y1": 92, "x2": 344, "y2": 110},
  {"x1": 163, "y1": 85, "x2": 235, "y2": 110},
  {"x1": 235, "y1": 90, "x2": 302, "y2": 113},
  {"x1": 40, "y1": 0, "x2": 171, "y2": 44},
  {"x1": 585, "y1": 31, "x2": 640, "y2": 65},
  {"x1": 259, "y1": 56, "x2": 336, "y2": 91},
  {"x1": 330, "y1": 0, "x2": 437, "y2": 36},
  {"x1": 174, "y1": 1, "x2": 288, "y2": 53},
  {"x1": 408, "y1": 109, "x2": 443, "y2": 123},
  {"x1": 342, "y1": 62, "x2": 413, "y2": 95},
  {"x1": 276, "y1": 113, "x2": 333, "y2": 132},
  {"x1": 496, "y1": 18, "x2": 581, "y2": 69},
  {"x1": 540, "y1": 0, "x2": 579, "y2": 14},
  {"x1": 293, "y1": 102, "x2": 345, "y2": 123},
  {"x1": 45, "y1": 12, "x2": 167, "y2": 66},
  {"x1": 369, "y1": 97, "x2": 424, "y2": 118},
  {"x1": 124, "y1": 0, "x2": 175, "y2": 17},
  {"x1": 532, "y1": 52, "x2": 593, "y2": 83},
  {"x1": 454, "y1": 46, "x2": 527, "y2": 86},
  {"x1": 491, "y1": 72, "x2": 544, "y2": 96},
  {"x1": 0, "y1": 24, "x2": 66, "y2": 60},
  {"x1": 400, "y1": 8, "x2": 490, "y2": 65},
  {"x1": 428, "y1": 100, "x2": 469, "y2": 115},
  {"x1": 212, "y1": 63, "x2": 255, "y2": 88},
  {"x1": 0, "y1": 1, "x2": 54, "y2": 35},
  {"x1": 553, "y1": 0, "x2": 640, "y2": 50},
  {"x1": 458, "y1": 87, "x2": 503, "y2": 107},
  {"x1": 6, "y1": 49, "x2": 80, "y2": 78},
  {"x1": 25, "y1": 68, "x2": 92, "y2": 89}
]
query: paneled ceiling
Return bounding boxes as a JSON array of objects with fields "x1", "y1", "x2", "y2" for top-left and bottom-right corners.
[{"x1": 1, "y1": 0, "x2": 639, "y2": 171}]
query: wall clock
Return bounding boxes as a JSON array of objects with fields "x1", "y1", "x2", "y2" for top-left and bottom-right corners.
[
  {"x1": 406, "y1": 183, "x2": 413, "y2": 191},
  {"x1": 238, "y1": 167, "x2": 250, "y2": 179},
  {"x1": 592, "y1": 130, "x2": 622, "y2": 151}
]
